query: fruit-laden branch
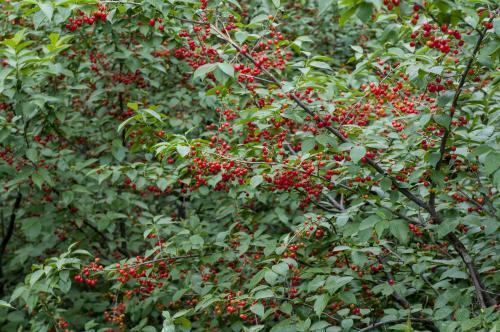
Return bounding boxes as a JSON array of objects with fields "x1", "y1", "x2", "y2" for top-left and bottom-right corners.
[
  {"x1": 0, "y1": 191, "x2": 22, "y2": 297},
  {"x1": 105, "y1": 254, "x2": 200, "y2": 271},
  {"x1": 117, "y1": 8, "x2": 495, "y2": 309},
  {"x1": 209, "y1": 25, "x2": 430, "y2": 211},
  {"x1": 426, "y1": 18, "x2": 496, "y2": 308},
  {"x1": 428, "y1": 22, "x2": 491, "y2": 220},
  {"x1": 208, "y1": 19, "x2": 497, "y2": 308}
]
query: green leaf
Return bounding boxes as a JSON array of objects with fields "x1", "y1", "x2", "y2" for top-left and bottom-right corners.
[
  {"x1": 464, "y1": 15, "x2": 478, "y2": 28},
  {"x1": 127, "y1": 102, "x2": 139, "y2": 111},
  {"x1": 428, "y1": 152, "x2": 441, "y2": 168},
  {"x1": 339, "y1": 7, "x2": 356, "y2": 26},
  {"x1": 0, "y1": 300, "x2": 14, "y2": 309},
  {"x1": 172, "y1": 308, "x2": 191, "y2": 319},
  {"x1": 250, "y1": 175, "x2": 264, "y2": 188},
  {"x1": 26, "y1": 148, "x2": 38, "y2": 163},
  {"x1": 380, "y1": 177, "x2": 392, "y2": 191},
  {"x1": 157, "y1": 178, "x2": 168, "y2": 191},
  {"x1": 441, "y1": 269, "x2": 468, "y2": 279},
  {"x1": 48, "y1": 32, "x2": 59, "y2": 45},
  {"x1": 325, "y1": 276, "x2": 353, "y2": 294},
  {"x1": 38, "y1": 2, "x2": 54, "y2": 21},
  {"x1": 32, "y1": 172, "x2": 44, "y2": 189},
  {"x1": 254, "y1": 289, "x2": 274, "y2": 299},
  {"x1": 302, "y1": 138, "x2": 316, "y2": 153},
  {"x1": 307, "y1": 276, "x2": 326, "y2": 292},
  {"x1": 341, "y1": 319, "x2": 353, "y2": 330},
  {"x1": 316, "y1": 134, "x2": 337, "y2": 148},
  {"x1": 190, "y1": 234, "x2": 204, "y2": 247},
  {"x1": 311, "y1": 320, "x2": 331, "y2": 330},
  {"x1": 310, "y1": 61, "x2": 331, "y2": 70},
  {"x1": 217, "y1": 63, "x2": 234, "y2": 78},
  {"x1": 235, "y1": 31, "x2": 248, "y2": 43},
  {"x1": 484, "y1": 152, "x2": 500, "y2": 175},
  {"x1": 389, "y1": 219, "x2": 409, "y2": 244},
  {"x1": 30, "y1": 269, "x2": 45, "y2": 287},
  {"x1": 10, "y1": 286, "x2": 26, "y2": 302},
  {"x1": 350, "y1": 146, "x2": 366, "y2": 163},
  {"x1": 436, "y1": 219, "x2": 459, "y2": 238},
  {"x1": 143, "y1": 109, "x2": 163, "y2": 122},
  {"x1": 360, "y1": 215, "x2": 380, "y2": 230},
  {"x1": 318, "y1": 0, "x2": 333, "y2": 16},
  {"x1": 264, "y1": 270, "x2": 278, "y2": 285},
  {"x1": 434, "y1": 307, "x2": 453, "y2": 320},
  {"x1": 195, "y1": 297, "x2": 218, "y2": 311},
  {"x1": 112, "y1": 139, "x2": 126, "y2": 162},
  {"x1": 248, "y1": 269, "x2": 266, "y2": 288},
  {"x1": 271, "y1": 262, "x2": 289, "y2": 276},
  {"x1": 250, "y1": 14, "x2": 268, "y2": 24},
  {"x1": 356, "y1": 3, "x2": 372, "y2": 21},
  {"x1": 176, "y1": 145, "x2": 191, "y2": 157},
  {"x1": 251, "y1": 303, "x2": 265, "y2": 318},
  {"x1": 161, "y1": 311, "x2": 175, "y2": 332},
  {"x1": 313, "y1": 294, "x2": 329, "y2": 317},
  {"x1": 351, "y1": 45, "x2": 363, "y2": 53},
  {"x1": 433, "y1": 114, "x2": 451, "y2": 129},
  {"x1": 193, "y1": 63, "x2": 217, "y2": 79}
]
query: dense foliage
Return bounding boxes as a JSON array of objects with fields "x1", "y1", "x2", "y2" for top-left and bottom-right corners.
[{"x1": 0, "y1": 0, "x2": 499, "y2": 331}]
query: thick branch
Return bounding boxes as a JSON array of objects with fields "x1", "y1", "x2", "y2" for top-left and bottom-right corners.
[
  {"x1": 0, "y1": 191, "x2": 22, "y2": 297},
  {"x1": 0, "y1": 192, "x2": 21, "y2": 257},
  {"x1": 427, "y1": 22, "x2": 495, "y2": 308},
  {"x1": 429, "y1": 24, "x2": 489, "y2": 214},
  {"x1": 446, "y1": 233, "x2": 495, "y2": 307}
]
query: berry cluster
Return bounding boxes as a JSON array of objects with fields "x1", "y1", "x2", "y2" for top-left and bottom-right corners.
[
  {"x1": 73, "y1": 258, "x2": 103, "y2": 286},
  {"x1": 410, "y1": 21, "x2": 463, "y2": 55},
  {"x1": 409, "y1": 223, "x2": 423, "y2": 236},
  {"x1": 65, "y1": 4, "x2": 107, "y2": 31}
]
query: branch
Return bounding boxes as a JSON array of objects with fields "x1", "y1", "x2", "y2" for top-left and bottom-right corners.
[
  {"x1": 0, "y1": 191, "x2": 22, "y2": 297},
  {"x1": 446, "y1": 232, "x2": 495, "y2": 307},
  {"x1": 0, "y1": 192, "x2": 22, "y2": 258},
  {"x1": 429, "y1": 23, "x2": 490, "y2": 216},
  {"x1": 104, "y1": 254, "x2": 199, "y2": 271},
  {"x1": 324, "y1": 194, "x2": 346, "y2": 212},
  {"x1": 426, "y1": 20, "x2": 496, "y2": 308},
  {"x1": 456, "y1": 188, "x2": 499, "y2": 220}
]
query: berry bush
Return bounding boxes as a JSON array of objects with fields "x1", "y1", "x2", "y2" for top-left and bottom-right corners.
[{"x1": 0, "y1": 0, "x2": 499, "y2": 331}]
